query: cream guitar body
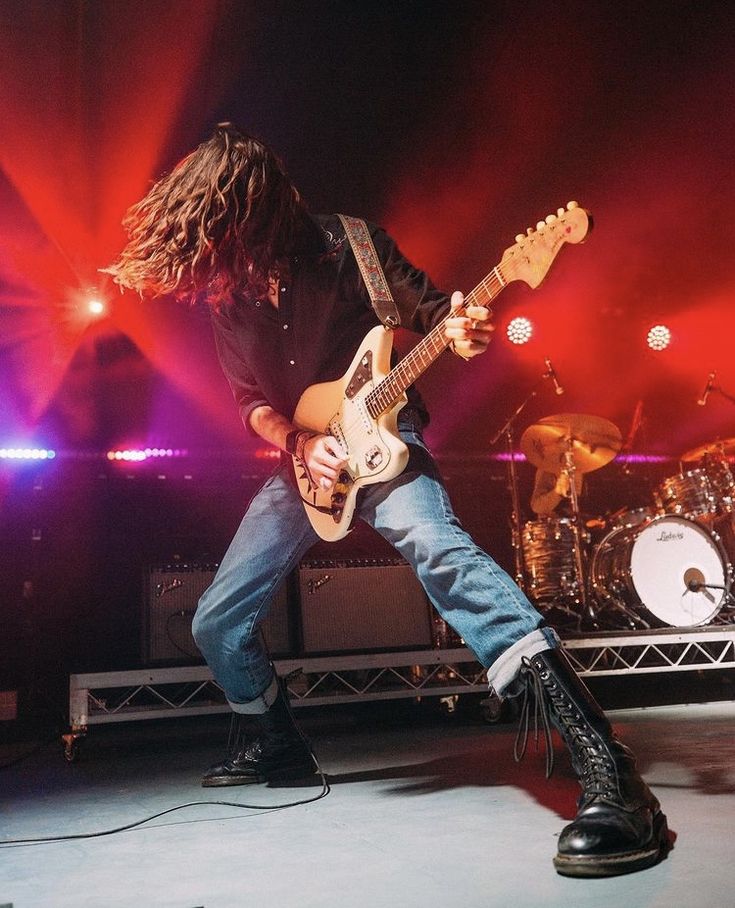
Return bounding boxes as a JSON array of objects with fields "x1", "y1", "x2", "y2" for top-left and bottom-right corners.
[
  {"x1": 292, "y1": 325, "x2": 409, "y2": 541},
  {"x1": 291, "y1": 202, "x2": 591, "y2": 541}
]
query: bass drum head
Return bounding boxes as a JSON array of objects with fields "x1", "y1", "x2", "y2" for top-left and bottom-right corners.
[{"x1": 629, "y1": 516, "x2": 728, "y2": 626}]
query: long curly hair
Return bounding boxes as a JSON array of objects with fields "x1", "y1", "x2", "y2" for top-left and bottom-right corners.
[{"x1": 104, "y1": 123, "x2": 304, "y2": 307}]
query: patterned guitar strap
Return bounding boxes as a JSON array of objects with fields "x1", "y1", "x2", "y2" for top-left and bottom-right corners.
[{"x1": 338, "y1": 214, "x2": 401, "y2": 328}]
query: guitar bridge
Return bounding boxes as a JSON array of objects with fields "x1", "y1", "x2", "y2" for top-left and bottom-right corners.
[{"x1": 365, "y1": 446, "x2": 384, "y2": 470}]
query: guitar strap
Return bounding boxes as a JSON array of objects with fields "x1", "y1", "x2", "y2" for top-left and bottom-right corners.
[{"x1": 338, "y1": 214, "x2": 401, "y2": 328}]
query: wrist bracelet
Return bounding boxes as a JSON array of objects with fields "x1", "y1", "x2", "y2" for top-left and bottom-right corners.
[
  {"x1": 285, "y1": 429, "x2": 302, "y2": 456},
  {"x1": 295, "y1": 431, "x2": 314, "y2": 462},
  {"x1": 285, "y1": 429, "x2": 316, "y2": 461}
]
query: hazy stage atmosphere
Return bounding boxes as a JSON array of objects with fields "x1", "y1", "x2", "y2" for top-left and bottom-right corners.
[{"x1": 2, "y1": 3, "x2": 735, "y2": 907}]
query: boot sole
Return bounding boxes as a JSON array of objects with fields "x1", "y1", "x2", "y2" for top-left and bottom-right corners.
[
  {"x1": 553, "y1": 811, "x2": 670, "y2": 878},
  {"x1": 201, "y1": 759, "x2": 318, "y2": 788}
]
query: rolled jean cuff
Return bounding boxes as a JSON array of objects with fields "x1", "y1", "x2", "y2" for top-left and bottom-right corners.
[
  {"x1": 227, "y1": 674, "x2": 279, "y2": 715},
  {"x1": 485, "y1": 627, "x2": 560, "y2": 696}
]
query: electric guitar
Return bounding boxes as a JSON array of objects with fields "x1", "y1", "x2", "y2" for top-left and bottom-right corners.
[{"x1": 292, "y1": 202, "x2": 591, "y2": 541}]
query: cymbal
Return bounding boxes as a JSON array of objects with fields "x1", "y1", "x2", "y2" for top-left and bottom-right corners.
[
  {"x1": 681, "y1": 438, "x2": 735, "y2": 462},
  {"x1": 521, "y1": 413, "x2": 622, "y2": 474}
]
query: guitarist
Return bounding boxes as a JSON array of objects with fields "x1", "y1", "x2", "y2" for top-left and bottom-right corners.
[{"x1": 106, "y1": 123, "x2": 667, "y2": 878}]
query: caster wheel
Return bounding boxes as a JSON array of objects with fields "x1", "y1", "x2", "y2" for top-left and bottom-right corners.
[{"x1": 62, "y1": 733, "x2": 82, "y2": 763}]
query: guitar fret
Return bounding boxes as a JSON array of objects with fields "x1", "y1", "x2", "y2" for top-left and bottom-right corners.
[{"x1": 366, "y1": 267, "x2": 507, "y2": 417}]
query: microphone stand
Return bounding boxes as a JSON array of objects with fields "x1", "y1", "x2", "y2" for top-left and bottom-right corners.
[
  {"x1": 490, "y1": 385, "x2": 541, "y2": 590},
  {"x1": 713, "y1": 384, "x2": 735, "y2": 407},
  {"x1": 560, "y1": 438, "x2": 597, "y2": 625}
]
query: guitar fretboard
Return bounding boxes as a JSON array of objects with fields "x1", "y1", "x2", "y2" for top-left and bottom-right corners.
[{"x1": 365, "y1": 266, "x2": 507, "y2": 418}]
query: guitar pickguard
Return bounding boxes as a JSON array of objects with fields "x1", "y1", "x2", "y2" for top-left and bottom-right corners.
[
  {"x1": 329, "y1": 395, "x2": 388, "y2": 477},
  {"x1": 292, "y1": 327, "x2": 409, "y2": 540}
]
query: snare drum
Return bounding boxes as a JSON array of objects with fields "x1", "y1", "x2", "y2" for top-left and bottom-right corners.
[
  {"x1": 654, "y1": 469, "x2": 716, "y2": 519},
  {"x1": 591, "y1": 514, "x2": 730, "y2": 627},
  {"x1": 522, "y1": 517, "x2": 585, "y2": 602}
]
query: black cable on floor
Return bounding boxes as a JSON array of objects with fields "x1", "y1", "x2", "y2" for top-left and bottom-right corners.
[{"x1": 0, "y1": 767, "x2": 331, "y2": 847}]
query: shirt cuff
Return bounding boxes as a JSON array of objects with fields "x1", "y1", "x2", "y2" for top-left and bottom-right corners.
[{"x1": 240, "y1": 399, "x2": 270, "y2": 436}]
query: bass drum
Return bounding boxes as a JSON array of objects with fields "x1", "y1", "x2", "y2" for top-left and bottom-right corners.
[{"x1": 590, "y1": 514, "x2": 730, "y2": 628}]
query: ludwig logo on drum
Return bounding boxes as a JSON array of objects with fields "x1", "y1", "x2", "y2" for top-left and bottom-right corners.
[{"x1": 655, "y1": 529, "x2": 685, "y2": 542}]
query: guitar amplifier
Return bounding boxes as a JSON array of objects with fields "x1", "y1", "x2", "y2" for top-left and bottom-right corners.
[
  {"x1": 298, "y1": 558, "x2": 433, "y2": 654},
  {"x1": 142, "y1": 564, "x2": 293, "y2": 664}
]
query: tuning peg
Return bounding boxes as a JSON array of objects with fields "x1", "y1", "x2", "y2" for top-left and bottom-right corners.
[
  {"x1": 557, "y1": 207, "x2": 565, "y2": 217},
  {"x1": 526, "y1": 227, "x2": 534, "y2": 235},
  {"x1": 536, "y1": 220, "x2": 546, "y2": 231},
  {"x1": 515, "y1": 234, "x2": 525, "y2": 243},
  {"x1": 545, "y1": 214, "x2": 557, "y2": 224},
  {"x1": 567, "y1": 200, "x2": 578, "y2": 209}
]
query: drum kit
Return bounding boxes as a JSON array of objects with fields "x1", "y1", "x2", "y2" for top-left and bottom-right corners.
[{"x1": 511, "y1": 414, "x2": 735, "y2": 632}]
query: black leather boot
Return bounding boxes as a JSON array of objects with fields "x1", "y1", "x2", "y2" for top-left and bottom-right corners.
[
  {"x1": 202, "y1": 682, "x2": 317, "y2": 787},
  {"x1": 515, "y1": 648, "x2": 669, "y2": 877}
]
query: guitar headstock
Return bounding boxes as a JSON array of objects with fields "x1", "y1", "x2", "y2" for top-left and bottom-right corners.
[{"x1": 499, "y1": 202, "x2": 591, "y2": 289}]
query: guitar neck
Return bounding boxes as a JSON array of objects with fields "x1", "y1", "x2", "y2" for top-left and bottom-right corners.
[{"x1": 365, "y1": 265, "x2": 507, "y2": 418}]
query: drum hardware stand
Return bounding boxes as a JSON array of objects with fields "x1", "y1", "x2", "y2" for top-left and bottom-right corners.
[
  {"x1": 688, "y1": 579, "x2": 735, "y2": 608},
  {"x1": 560, "y1": 439, "x2": 598, "y2": 626},
  {"x1": 707, "y1": 380, "x2": 735, "y2": 408},
  {"x1": 489, "y1": 387, "x2": 540, "y2": 590}
]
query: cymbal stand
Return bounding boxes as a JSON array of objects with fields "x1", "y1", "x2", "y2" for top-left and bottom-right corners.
[
  {"x1": 712, "y1": 383, "x2": 735, "y2": 407},
  {"x1": 490, "y1": 388, "x2": 539, "y2": 590},
  {"x1": 561, "y1": 439, "x2": 597, "y2": 624}
]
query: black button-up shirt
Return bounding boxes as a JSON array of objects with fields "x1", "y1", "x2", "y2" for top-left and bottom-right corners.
[{"x1": 210, "y1": 213, "x2": 451, "y2": 435}]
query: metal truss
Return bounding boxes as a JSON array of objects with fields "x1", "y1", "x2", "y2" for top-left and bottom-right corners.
[
  {"x1": 67, "y1": 649, "x2": 488, "y2": 732},
  {"x1": 562, "y1": 627, "x2": 735, "y2": 676},
  {"x1": 65, "y1": 627, "x2": 735, "y2": 760}
]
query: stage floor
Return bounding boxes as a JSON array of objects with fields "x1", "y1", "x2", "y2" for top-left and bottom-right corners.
[{"x1": 2, "y1": 698, "x2": 734, "y2": 908}]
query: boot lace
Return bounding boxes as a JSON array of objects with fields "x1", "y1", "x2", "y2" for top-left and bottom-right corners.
[{"x1": 514, "y1": 657, "x2": 618, "y2": 799}]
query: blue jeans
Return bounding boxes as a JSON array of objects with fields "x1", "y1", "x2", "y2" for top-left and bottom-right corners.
[{"x1": 192, "y1": 422, "x2": 559, "y2": 708}]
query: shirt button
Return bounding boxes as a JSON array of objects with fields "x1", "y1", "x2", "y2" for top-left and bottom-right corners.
[
  {"x1": 280, "y1": 286, "x2": 286, "y2": 293},
  {"x1": 283, "y1": 324, "x2": 289, "y2": 330},
  {"x1": 289, "y1": 360, "x2": 295, "y2": 365},
  {"x1": 255, "y1": 301, "x2": 261, "y2": 307}
]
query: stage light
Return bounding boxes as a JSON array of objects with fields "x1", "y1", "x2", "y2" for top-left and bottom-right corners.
[
  {"x1": 87, "y1": 297, "x2": 106, "y2": 316},
  {"x1": 0, "y1": 447, "x2": 56, "y2": 460},
  {"x1": 615, "y1": 453, "x2": 669, "y2": 464},
  {"x1": 106, "y1": 447, "x2": 186, "y2": 462},
  {"x1": 646, "y1": 324, "x2": 672, "y2": 351},
  {"x1": 255, "y1": 447, "x2": 281, "y2": 460},
  {"x1": 107, "y1": 449, "x2": 147, "y2": 462},
  {"x1": 506, "y1": 317, "x2": 533, "y2": 345}
]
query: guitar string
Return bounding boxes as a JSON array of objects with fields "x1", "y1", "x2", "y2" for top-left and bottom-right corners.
[
  {"x1": 366, "y1": 269, "x2": 505, "y2": 416},
  {"x1": 330, "y1": 270, "x2": 506, "y2": 450},
  {"x1": 364, "y1": 212, "x2": 582, "y2": 416}
]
